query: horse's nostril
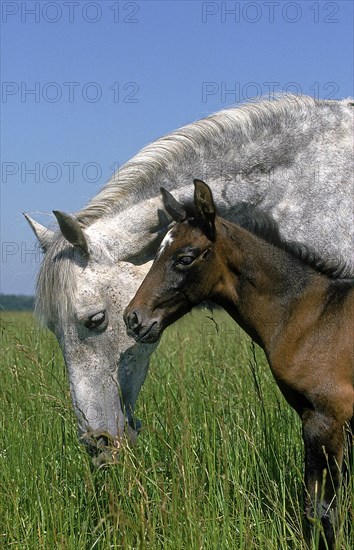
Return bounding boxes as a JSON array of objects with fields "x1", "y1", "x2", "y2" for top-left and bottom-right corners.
[
  {"x1": 131, "y1": 311, "x2": 138, "y2": 325},
  {"x1": 128, "y1": 310, "x2": 140, "y2": 331},
  {"x1": 96, "y1": 435, "x2": 110, "y2": 448}
]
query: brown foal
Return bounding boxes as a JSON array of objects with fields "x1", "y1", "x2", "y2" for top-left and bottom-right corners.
[{"x1": 124, "y1": 179, "x2": 354, "y2": 549}]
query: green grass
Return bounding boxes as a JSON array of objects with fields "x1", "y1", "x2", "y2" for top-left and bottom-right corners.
[{"x1": 0, "y1": 310, "x2": 352, "y2": 549}]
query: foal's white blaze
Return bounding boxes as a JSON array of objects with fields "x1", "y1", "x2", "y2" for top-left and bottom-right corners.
[{"x1": 157, "y1": 228, "x2": 174, "y2": 257}]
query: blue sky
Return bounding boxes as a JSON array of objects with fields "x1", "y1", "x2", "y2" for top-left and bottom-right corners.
[{"x1": 1, "y1": 0, "x2": 353, "y2": 295}]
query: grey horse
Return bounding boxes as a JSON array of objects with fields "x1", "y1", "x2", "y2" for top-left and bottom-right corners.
[{"x1": 24, "y1": 94, "x2": 353, "y2": 464}]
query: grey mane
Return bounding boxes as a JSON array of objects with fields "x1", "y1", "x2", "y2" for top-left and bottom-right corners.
[
  {"x1": 75, "y1": 94, "x2": 352, "y2": 227},
  {"x1": 35, "y1": 235, "x2": 79, "y2": 325},
  {"x1": 34, "y1": 94, "x2": 353, "y2": 324}
]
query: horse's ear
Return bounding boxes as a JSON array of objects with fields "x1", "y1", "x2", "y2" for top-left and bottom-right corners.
[
  {"x1": 193, "y1": 179, "x2": 216, "y2": 236},
  {"x1": 160, "y1": 188, "x2": 186, "y2": 222},
  {"x1": 53, "y1": 211, "x2": 89, "y2": 256},
  {"x1": 23, "y1": 213, "x2": 54, "y2": 252}
]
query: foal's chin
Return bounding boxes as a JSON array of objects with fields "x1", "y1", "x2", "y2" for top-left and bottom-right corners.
[{"x1": 134, "y1": 322, "x2": 162, "y2": 344}]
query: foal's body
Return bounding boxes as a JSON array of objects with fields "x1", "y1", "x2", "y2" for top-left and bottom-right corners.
[
  {"x1": 124, "y1": 181, "x2": 354, "y2": 549},
  {"x1": 215, "y1": 218, "x2": 353, "y2": 421},
  {"x1": 215, "y1": 219, "x2": 353, "y2": 544}
]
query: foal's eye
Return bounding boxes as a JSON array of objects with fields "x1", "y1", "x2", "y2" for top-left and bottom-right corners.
[
  {"x1": 84, "y1": 311, "x2": 107, "y2": 330},
  {"x1": 177, "y1": 255, "x2": 195, "y2": 266}
]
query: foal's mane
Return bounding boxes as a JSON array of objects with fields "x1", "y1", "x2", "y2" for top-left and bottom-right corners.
[{"x1": 221, "y1": 203, "x2": 353, "y2": 280}]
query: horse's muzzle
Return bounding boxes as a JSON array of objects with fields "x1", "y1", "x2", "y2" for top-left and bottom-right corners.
[
  {"x1": 80, "y1": 433, "x2": 118, "y2": 466},
  {"x1": 81, "y1": 424, "x2": 140, "y2": 467},
  {"x1": 124, "y1": 309, "x2": 161, "y2": 343}
]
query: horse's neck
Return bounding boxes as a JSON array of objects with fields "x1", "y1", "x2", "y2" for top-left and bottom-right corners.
[
  {"x1": 85, "y1": 183, "x2": 267, "y2": 264},
  {"x1": 85, "y1": 195, "x2": 168, "y2": 263},
  {"x1": 77, "y1": 96, "x2": 353, "y2": 267},
  {"x1": 215, "y1": 220, "x2": 319, "y2": 351}
]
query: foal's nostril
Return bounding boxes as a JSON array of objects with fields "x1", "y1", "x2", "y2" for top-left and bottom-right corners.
[
  {"x1": 126, "y1": 310, "x2": 140, "y2": 333},
  {"x1": 131, "y1": 311, "x2": 138, "y2": 327}
]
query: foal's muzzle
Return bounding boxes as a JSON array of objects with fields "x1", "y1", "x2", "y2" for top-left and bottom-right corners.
[{"x1": 124, "y1": 308, "x2": 161, "y2": 343}]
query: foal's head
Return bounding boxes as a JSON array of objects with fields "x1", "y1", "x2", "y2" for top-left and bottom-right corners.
[{"x1": 124, "y1": 180, "x2": 224, "y2": 343}]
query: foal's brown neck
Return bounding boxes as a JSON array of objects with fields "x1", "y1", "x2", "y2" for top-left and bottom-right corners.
[{"x1": 211, "y1": 219, "x2": 325, "y2": 352}]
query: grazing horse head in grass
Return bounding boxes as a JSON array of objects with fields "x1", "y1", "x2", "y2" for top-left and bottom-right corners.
[{"x1": 124, "y1": 180, "x2": 354, "y2": 549}]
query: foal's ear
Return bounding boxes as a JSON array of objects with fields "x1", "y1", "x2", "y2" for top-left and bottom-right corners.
[
  {"x1": 160, "y1": 188, "x2": 186, "y2": 222},
  {"x1": 193, "y1": 179, "x2": 216, "y2": 236}
]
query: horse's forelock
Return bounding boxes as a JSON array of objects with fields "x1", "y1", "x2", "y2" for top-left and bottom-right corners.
[{"x1": 35, "y1": 234, "x2": 77, "y2": 327}]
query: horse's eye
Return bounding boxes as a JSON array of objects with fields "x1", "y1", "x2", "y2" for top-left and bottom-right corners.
[
  {"x1": 177, "y1": 255, "x2": 195, "y2": 266},
  {"x1": 84, "y1": 311, "x2": 107, "y2": 330}
]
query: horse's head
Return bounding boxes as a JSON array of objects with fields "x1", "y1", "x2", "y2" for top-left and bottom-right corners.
[
  {"x1": 124, "y1": 180, "x2": 223, "y2": 343},
  {"x1": 25, "y1": 210, "x2": 156, "y2": 465}
]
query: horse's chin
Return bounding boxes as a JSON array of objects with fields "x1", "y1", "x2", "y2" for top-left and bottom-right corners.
[
  {"x1": 82, "y1": 424, "x2": 139, "y2": 467},
  {"x1": 92, "y1": 448, "x2": 120, "y2": 467}
]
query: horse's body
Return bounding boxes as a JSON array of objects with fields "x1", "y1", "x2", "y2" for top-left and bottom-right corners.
[
  {"x1": 124, "y1": 180, "x2": 354, "y2": 549},
  {"x1": 24, "y1": 95, "x2": 353, "y2": 464}
]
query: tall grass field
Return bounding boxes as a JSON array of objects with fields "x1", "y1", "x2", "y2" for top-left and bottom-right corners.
[{"x1": 1, "y1": 310, "x2": 352, "y2": 549}]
